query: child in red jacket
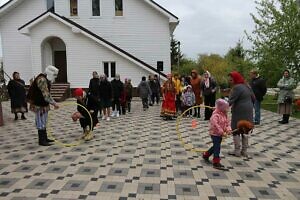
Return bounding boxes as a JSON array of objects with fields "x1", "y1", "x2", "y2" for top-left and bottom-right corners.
[{"x1": 202, "y1": 99, "x2": 231, "y2": 169}]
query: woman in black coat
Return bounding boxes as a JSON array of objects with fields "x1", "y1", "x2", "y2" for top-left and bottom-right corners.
[
  {"x1": 200, "y1": 71, "x2": 217, "y2": 120},
  {"x1": 7, "y1": 72, "x2": 28, "y2": 120}
]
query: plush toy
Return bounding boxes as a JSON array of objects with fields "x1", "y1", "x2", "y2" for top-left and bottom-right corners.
[{"x1": 235, "y1": 120, "x2": 254, "y2": 134}]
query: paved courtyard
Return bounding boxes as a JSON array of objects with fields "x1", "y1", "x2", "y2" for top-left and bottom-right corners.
[{"x1": 0, "y1": 99, "x2": 299, "y2": 200}]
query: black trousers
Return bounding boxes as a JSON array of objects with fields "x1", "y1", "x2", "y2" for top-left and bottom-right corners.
[
  {"x1": 112, "y1": 98, "x2": 121, "y2": 113},
  {"x1": 204, "y1": 94, "x2": 216, "y2": 120},
  {"x1": 151, "y1": 92, "x2": 160, "y2": 104}
]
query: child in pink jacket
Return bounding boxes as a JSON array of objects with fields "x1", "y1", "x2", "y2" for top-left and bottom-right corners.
[{"x1": 202, "y1": 98, "x2": 231, "y2": 169}]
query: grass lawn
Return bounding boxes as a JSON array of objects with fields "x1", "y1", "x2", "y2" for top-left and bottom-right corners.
[{"x1": 261, "y1": 95, "x2": 300, "y2": 119}]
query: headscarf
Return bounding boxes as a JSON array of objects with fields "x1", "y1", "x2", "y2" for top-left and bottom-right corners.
[
  {"x1": 191, "y1": 69, "x2": 198, "y2": 79},
  {"x1": 229, "y1": 71, "x2": 245, "y2": 84},
  {"x1": 204, "y1": 71, "x2": 210, "y2": 88},
  {"x1": 74, "y1": 88, "x2": 84, "y2": 97},
  {"x1": 45, "y1": 65, "x2": 59, "y2": 83}
]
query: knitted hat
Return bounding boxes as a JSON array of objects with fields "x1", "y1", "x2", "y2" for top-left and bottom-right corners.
[
  {"x1": 215, "y1": 98, "x2": 229, "y2": 112},
  {"x1": 73, "y1": 88, "x2": 83, "y2": 97}
]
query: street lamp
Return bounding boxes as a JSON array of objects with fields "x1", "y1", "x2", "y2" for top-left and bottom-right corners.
[{"x1": 177, "y1": 41, "x2": 180, "y2": 72}]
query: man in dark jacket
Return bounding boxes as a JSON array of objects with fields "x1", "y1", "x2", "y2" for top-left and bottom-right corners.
[
  {"x1": 148, "y1": 75, "x2": 160, "y2": 105},
  {"x1": 111, "y1": 74, "x2": 124, "y2": 117},
  {"x1": 138, "y1": 76, "x2": 152, "y2": 110},
  {"x1": 250, "y1": 70, "x2": 267, "y2": 125}
]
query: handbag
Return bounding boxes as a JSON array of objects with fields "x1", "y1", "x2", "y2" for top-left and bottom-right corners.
[{"x1": 284, "y1": 95, "x2": 292, "y2": 104}]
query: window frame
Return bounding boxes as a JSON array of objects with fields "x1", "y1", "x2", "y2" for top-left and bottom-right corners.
[
  {"x1": 114, "y1": 0, "x2": 123, "y2": 16},
  {"x1": 91, "y1": 0, "x2": 101, "y2": 17},
  {"x1": 70, "y1": 0, "x2": 78, "y2": 16},
  {"x1": 103, "y1": 61, "x2": 117, "y2": 78}
]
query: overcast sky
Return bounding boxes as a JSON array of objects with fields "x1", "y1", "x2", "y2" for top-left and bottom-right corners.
[{"x1": 0, "y1": 0, "x2": 257, "y2": 59}]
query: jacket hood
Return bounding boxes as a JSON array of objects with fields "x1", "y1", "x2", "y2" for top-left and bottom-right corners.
[{"x1": 215, "y1": 98, "x2": 229, "y2": 112}]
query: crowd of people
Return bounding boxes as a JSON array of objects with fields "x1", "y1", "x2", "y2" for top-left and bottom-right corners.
[{"x1": 5, "y1": 67, "x2": 297, "y2": 170}]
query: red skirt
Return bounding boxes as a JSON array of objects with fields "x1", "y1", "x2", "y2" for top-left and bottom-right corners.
[{"x1": 161, "y1": 92, "x2": 176, "y2": 117}]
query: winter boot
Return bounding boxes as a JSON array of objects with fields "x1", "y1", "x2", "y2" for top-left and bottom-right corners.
[
  {"x1": 38, "y1": 130, "x2": 52, "y2": 146},
  {"x1": 193, "y1": 108, "x2": 197, "y2": 117},
  {"x1": 212, "y1": 157, "x2": 225, "y2": 170},
  {"x1": 202, "y1": 152, "x2": 211, "y2": 163},
  {"x1": 21, "y1": 113, "x2": 26, "y2": 120},
  {"x1": 44, "y1": 130, "x2": 55, "y2": 143},
  {"x1": 279, "y1": 114, "x2": 289, "y2": 124},
  {"x1": 197, "y1": 107, "x2": 201, "y2": 118},
  {"x1": 285, "y1": 114, "x2": 290, "y2": 123},
  {"x1": 228, "y1": 135, "x2": 241, "y2": 157},
  {"x1": 241, "y1": 135, "x2": 249, "y2": 157},
  {"x1": 128, "y1": 103, "x2": 131, "y2": 112}
]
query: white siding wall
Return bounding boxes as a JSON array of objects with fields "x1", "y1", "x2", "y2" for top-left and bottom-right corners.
[
  {"x1": 30, "y1": 17, "x2": 155, "y2": 87},
  {"x1": 0, "y1": 0, "x2": 47, "y2": 83},
  {"x1": 54, "y1": 0, "x2": 171, "y2": 74}
]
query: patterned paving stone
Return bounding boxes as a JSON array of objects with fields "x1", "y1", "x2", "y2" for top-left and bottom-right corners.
[
  {"x1": 25, "y1": 179, "x2": 54, "y2": 190},
  {"x1": 99, "y1": 181, "x2": 124, "y2": 193},
  {"x1": 62, "y1": 180, "x2": 88, "y2": 191},
  {"x1": 249, "y1": 187, "x2": 280, "y2": 199},
  {"x1": 212, "y1": 185, "x2": 240, "y2": 197},
  {"x1": 0, "y1": 100, "x2": 299, "y2": 199},
  {"x1": 0, "y1": 178, "x2": 19, "y2": 189},
  {"x1": 137, "y1": 183, "x2": 160, "y2": 194},
  {"x1": 175, "y1": 184, "x2": 199, "y2": 196}
]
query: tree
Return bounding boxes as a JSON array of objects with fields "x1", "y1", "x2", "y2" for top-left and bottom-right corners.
[
  {"x1": 197, "y1": 54, "x2": 233, "y2": 88},
  {"x1": 176, "y1": 58, "x2": 198, "y2": 76},
  {"x1": 225, "y1": 41, "x2": 254, "y2": 79},
  {"x1": 170, "y1": 35, "x2": 183, "y2": 70},
  {"x1": 246, "y1": 0, "x2": 300, "y2": 86}
]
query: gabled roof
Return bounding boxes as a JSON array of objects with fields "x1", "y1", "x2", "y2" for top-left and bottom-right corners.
[
  {"x1": 0, "y1": 0, "x2": 24, "y2": 17},
  {"x1": 0, "y1": 0, "x2": 179, "y2": 24},
  {"x1": 18, "y1": 10, "x2": 167, "y2": 78}
]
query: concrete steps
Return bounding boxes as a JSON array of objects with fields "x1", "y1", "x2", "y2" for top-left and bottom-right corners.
[{"x1": 50, "y1": 83, "x2": 70, "y2": 102}]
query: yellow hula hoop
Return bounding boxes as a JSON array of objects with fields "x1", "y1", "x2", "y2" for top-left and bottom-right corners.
[
  {"x1": 47, "y1": 101, "x2": 93, "y2": 147},
  {"x1": 176, "y1": 105, "x2": 216, "y2": 153}
]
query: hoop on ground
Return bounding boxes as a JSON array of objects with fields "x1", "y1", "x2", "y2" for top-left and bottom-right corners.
[
  {"x1": 47, "y1": 101, "x2": 93, "y2": 147},
  {"x1": 176, "y1": 105, "x2": 215, "y2": 153}
]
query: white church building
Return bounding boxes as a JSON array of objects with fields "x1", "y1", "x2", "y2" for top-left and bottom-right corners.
[{"x1": 0, "y1": 0, "x2": 178, "y2": 87}]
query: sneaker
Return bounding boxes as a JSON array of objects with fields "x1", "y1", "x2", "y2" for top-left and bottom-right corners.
[
  {"x1": 106, "y1": 117, "x2": 110, "y2": 121},
  {"x1": 213, "y1": 163, "x2": 225, "y2": 170},
  {"x1": 102, "y1": 116, "x2": 106, "y2": 120},
  {"x1": 116, "y1": 113, "x2": 120, "y2": 118}
]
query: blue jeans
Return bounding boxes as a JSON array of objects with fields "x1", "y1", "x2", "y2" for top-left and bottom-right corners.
[
  {"x1": 35, "y1": 109, "x2": 48, "y2": 130},
  {"x1": 254, "y1": 100, "x2": 261, "y2": 124},
  {"x1": 207, "y1": 135, "x2": 222, "y2": 158}
]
